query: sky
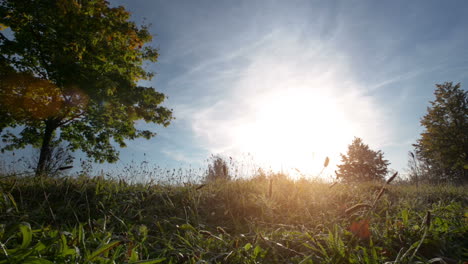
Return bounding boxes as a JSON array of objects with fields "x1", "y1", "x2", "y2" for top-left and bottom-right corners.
[{"x1": 3, "y1": 0, "x2": 468, "y2": 179}]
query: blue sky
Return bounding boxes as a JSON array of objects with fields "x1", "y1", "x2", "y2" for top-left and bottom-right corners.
[{"x1": 3, "y1": 0, "x2": 468, "y2": 178}]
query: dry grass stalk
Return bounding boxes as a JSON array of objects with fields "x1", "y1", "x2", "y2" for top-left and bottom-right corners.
[
  {"x1": 273, "y1": 241, "x2": 306, "y2": 257},
  {"x1": 216, "y1": 226, "x2": 229, "y2": 236},
  {"x1": 425, "y1": 211, "x2": 431, "y2": 228},
  {"x1": 199, "y1": 230, "x2": 223, "y2": 241},
  {"x1": 372, "y1": 171, "x2": 398, "y2": 206},
  {"x1": 268, "y1": 178, "x2": 273, "y2": 198},
  {"x1": 375, "y1": 187, "x2": 386, "y2": 202},
  {"x1": 345, "y1": 203, "x2": 372, "y2": 215},
  {"x1": 253, "y1": 235, "x2": 258, "y2": 245},
  {"x1": 258, "y1": 233, "x2": 268, "y2": 243}
]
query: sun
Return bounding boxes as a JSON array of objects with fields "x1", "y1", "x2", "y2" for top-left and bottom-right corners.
[
  {"x1": 194, "y1": 41, "x2": 387, "y2": 177},
  {"x1": 231, "y1": 87, "x2": 356, "y2": 177}
]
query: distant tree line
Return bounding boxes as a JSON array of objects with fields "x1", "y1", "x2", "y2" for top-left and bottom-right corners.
[{"x1": 337, "y1": 82, "x2": 467, "y2": 184}]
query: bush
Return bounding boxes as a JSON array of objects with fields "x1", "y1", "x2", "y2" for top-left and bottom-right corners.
[{"x1": 205, "y1": 155, "x2": 230, "y2": 182}]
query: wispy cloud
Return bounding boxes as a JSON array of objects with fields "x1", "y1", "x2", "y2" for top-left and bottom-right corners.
[{"x1": 161, "y1": 148, "x2": 202, "y2": 164}]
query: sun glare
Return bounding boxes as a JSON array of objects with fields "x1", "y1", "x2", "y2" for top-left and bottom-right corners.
[
  {"x1": 191, "y1": 36, "x2": 388, "y2": 178},
  {"x1": 232, "y1": 88, "x2": 356, "y2": 177}
]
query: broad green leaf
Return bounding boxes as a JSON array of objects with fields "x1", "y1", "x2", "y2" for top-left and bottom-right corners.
[
  {"x1": 129, "y1": 247, "x2": 138, "y2": 262},
  {"x1": 19, "y1": 223, "x2": 33, "y2": 249},
  {"x1": 243, "y1": 243, "x2": 252, "y2": 251},
  {"x1": 253, "y1": 245, "x2": 262, "y2": 259}
]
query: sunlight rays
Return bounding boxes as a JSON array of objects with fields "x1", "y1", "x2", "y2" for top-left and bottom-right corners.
[{"x1": 188, "y1": 31, "x2": 392, "y2": 177}]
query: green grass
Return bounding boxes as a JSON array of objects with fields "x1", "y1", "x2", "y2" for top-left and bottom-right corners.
[{"x1": 0, "y1": 174, "x2": 467, "y2": 263}]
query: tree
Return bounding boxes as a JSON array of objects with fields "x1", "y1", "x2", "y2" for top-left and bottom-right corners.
[
  {"x1": 413, "y1": 82, "x2": 467, "y2": 183},
  {"x1": 336, "y1": 137, "x2": 390, "y2": 182},
  {"x1": 205, "y1": 155, "x2": 230, "y2": 182},
  {"x1": 0, "y1": 0, "x2": 172, "y2": 175},
  {"x1": 28, "y1": 143, "x2": 74, "y2": 177}
]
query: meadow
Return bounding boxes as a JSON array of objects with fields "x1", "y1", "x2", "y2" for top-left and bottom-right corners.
[{"x1": 0, "y1": 172, "x2": 467, "y2": 263}]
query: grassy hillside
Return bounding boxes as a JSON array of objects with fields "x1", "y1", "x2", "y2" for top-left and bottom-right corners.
[{"x1": 0, "y1": 174, "x2": 467, "y2": 263}]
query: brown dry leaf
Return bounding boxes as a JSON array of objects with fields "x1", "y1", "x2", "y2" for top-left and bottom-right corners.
[{"x1": 349, "y1": 219, "x2": 370, "y2": 239}]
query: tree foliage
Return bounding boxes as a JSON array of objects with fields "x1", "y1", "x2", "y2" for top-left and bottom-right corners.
[
  {"x1": 336, "y1": 137, "x2": 390, "y2": 182},
  {"x1": 412, "y1": 82, "x2": 467, "y2": 183},
  {"x1": 0, "y1": 0, "x2": 172, "y2": 175}
]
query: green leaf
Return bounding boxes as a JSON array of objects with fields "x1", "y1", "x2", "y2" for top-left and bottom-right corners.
[
  {"x1": 129, "y1": 247, "x2": 138, "y2": 262},
  {"x1": 253, "y1": 245, "x2": 262, "y2": 259},
  {"x1": 22, "y1": 257, "x2": 55, "y2": 264},
  {"x1": 243, "y1": 243, "x2": 252, "y2": 251},
  {"x1": 86, "y1": 241, "x2": 121, "y2": 261},
  {"x1": 18, "y1": 223, "x2": 33, "y2": 249},
  {"x1": 6, "y1": 193, "x2": 18, "y2": 212},
  {"x1": 178, "y1": 224, "x2": 195, "y2": 232},
  {"x1": 401, "y1": 209, "x2": 409, "y2": 226}
]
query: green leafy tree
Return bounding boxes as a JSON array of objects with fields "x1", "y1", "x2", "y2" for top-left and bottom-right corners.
[
  {"x1": 0, "y1": 0, "x2": 172, "y2": 175},
  {"x1": 413, "y1": 82, "x2": 467, "y2": 183},
  {"x1": 336, "y1": 137, "x2": 390, "y2": 182}
]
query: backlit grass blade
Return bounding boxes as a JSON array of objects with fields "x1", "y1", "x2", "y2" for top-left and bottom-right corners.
[{"x1": 86, "y1": 241, "x2": 121, "y2": 262}]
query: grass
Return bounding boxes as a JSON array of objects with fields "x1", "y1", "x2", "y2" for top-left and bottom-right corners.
[{"x1": 0, "y1": 173, "x2": 467, "y2": 263}]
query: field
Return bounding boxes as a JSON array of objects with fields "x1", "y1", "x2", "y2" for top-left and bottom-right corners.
[{"x1": 0, "y1": 174, "x2": 467, "y2": 263}]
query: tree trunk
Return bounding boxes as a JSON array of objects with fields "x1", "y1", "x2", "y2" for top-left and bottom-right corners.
[{"x1": 35, "y1": 120, "x2": 57, "y2": 176}]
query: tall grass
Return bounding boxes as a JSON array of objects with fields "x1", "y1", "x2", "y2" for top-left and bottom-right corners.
[{"x1": 0, "y1": 172, "x2": 467, "y2": 263}]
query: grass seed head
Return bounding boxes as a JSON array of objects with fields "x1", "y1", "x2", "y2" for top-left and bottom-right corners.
[
  {"x1": 196, "y1": 184, "x2": 206, "y2": 190},
  {"x1": 386, "y1": 172, "x2": 398, "y2": 184},
  {"x1": 324, "y1": 157, "x2": 330, "y2": 168},
  {"x1": 199, "y1": 230, "x2": 213, "y2": 237}
]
